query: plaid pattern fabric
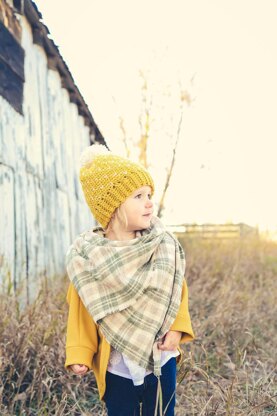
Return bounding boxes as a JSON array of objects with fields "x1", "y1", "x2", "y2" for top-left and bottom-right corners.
[{"x1": 66, "y1": 216, "x2": 185, "y2": 376}]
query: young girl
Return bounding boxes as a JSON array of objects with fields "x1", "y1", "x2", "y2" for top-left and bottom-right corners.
[{"x1": 65, "y1": 144, "x2": 194, "y2": 415}]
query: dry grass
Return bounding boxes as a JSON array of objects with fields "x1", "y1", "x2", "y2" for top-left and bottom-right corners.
[
  {"x1": 176, "y1": 236, "x2": 277, "y2": 415},
  {"x1": 0, "y1": 281, "x2": 106, "y2": 416},
  {"x1": 0, "y1": 236, "x2": 276, "y2": 415}
]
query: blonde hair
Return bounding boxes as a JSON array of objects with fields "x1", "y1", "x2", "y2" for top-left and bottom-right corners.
[{"x1": 103, "y1": 205, "x2": 128, "y2": 235}]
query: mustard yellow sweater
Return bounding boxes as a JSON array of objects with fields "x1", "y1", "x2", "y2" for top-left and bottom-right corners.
[{"x1": 65, "y1": 281, "x2": 194, "y2": 400}]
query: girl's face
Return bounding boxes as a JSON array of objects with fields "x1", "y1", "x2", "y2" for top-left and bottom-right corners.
[{"x1": 118, "y1": 185, "x2": 154, "y2": 231}]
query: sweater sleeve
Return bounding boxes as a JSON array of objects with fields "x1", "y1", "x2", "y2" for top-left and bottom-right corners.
[
  {"x1": 170, "y1": 279, "x2": 195, "y2": 344},
  {"x1": 65, "y1": 283, "x2": 98, "y2": 370}
]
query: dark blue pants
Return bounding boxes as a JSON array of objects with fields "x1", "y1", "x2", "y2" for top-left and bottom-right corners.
[{"x1": 104, "y1": 357, "x2": 176, "y2": 416}]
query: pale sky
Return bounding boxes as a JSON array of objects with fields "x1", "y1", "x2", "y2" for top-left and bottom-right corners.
[{"x1": 35, "y1": 0, "x2": 277, "y2": 231}]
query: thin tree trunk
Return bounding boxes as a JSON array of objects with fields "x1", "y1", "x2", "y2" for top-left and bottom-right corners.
[{"x1": 157, "y1": 106, "x2": 184, "y2": 218}]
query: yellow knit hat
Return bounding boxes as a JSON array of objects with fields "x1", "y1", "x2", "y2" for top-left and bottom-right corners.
[{"x1": 79, "y1": 144, "x2": 155, "y2": 228}]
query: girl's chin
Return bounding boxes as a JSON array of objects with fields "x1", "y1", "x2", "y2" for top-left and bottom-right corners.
[
  {"x1": 130, "y1": 220, "x2": 152, "y2": 231},
  {"x1": 143, "y1": 216, "x2": 152, "y2": 227}
]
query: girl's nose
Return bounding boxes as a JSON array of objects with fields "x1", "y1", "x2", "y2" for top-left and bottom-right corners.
[{"x1": 146, "y1": 198, "x2": 153, "y2": 207}]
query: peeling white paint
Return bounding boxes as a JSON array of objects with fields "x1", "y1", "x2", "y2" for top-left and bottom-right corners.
[{"x1": 0, "y1": 16, "x2": 97, "y2": 303}]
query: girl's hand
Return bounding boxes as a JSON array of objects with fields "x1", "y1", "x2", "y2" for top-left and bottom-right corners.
[
  {"x1": 157, "y1": 330, "x2": 182, "y2": 351},
  {"x1": 70, "y1": 364, "x2": 89, "y2": 375}
]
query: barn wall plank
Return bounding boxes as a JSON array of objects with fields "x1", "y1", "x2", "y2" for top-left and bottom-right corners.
[
  {"x1": 0, "y1": 163, "x2": 15, "y2": 292},
  {"x1": 21, "y1": 21, "x2": 44, "y2": 178},
  {"x1": 24, "y1": 172, "x2": 45, "y2": 303}
]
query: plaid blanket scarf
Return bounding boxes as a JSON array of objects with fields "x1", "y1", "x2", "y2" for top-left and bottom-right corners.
[{"x1": 66, "y1": 216, "x2": 185, "y2": 377}]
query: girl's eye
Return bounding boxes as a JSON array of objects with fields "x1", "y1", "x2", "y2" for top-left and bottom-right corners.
[{"x1": 134, "y1": 192, "x2": 152, "y2": 199}]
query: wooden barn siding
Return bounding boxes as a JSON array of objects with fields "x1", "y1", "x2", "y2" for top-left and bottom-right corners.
[{"x1": 0, "y1": 16, "x2": 96, "y2": 302}]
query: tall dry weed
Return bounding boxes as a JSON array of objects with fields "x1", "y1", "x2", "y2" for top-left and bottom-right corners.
[
  {"x1": 0, "y1": 237, "x2": 276, "y2": 415},
  {"x1": 0, "y1": 278, "x2": 105, "y2": 415},
  {"x1": 176, "y1": 236, "x2": 277, "y2": 415}
]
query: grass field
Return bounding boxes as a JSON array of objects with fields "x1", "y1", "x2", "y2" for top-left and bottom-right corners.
[{"x1": 0, "y1": 236, "x2": 276, "y2": 415}]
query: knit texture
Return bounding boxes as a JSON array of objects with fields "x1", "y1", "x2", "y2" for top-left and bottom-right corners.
[
  {"x1": 65, "y1": 216, "x2": 185, "y2": 376},
  {"x1": 79, "y1": 145, "x2": 154, "y2": 228}
]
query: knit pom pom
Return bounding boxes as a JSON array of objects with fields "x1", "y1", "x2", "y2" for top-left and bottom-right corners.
[{"x1": 80, "y1": 144, "x2": 109, "y2": 168}]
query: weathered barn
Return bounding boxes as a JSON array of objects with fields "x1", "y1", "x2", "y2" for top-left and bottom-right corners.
[{"x1": 0, "y1": 0, "x2": 106, "y2": 302}]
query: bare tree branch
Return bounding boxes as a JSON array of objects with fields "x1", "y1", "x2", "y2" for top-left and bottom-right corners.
[
  {"x1": 114, "y1": 73, "x2": 195, "y2": 220},
  {"x1": 157, "y1": 86, "x2": 192, "y2": 218},
  {"x1": 119, "y1": 116, "x2": 130, "y2": 158},
  {"x1": 111, "y1": 95, "x2": 130, "y2": 157},
  {"x1": 138, "y1": 71, "x2": 152, "y2": 169}
]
